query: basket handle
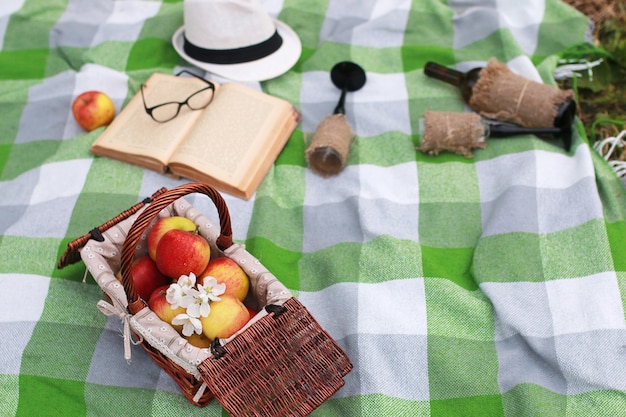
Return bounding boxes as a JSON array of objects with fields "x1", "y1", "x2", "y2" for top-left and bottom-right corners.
[{"x1": 120, "y1": 183, "x2": 233, "y2": 313}]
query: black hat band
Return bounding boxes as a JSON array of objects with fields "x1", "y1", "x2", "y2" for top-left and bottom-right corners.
[{"x1": 183, "y1": 29, "x2": 283, "y2": 65}]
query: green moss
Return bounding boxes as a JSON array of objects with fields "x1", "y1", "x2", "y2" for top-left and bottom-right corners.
[{"x1": 558, "y1": 4, "x2": 626, "y2": 156}]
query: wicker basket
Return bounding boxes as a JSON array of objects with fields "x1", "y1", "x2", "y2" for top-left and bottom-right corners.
[{"x1": 57, "y1": 182, "x2": 352, "y2": 415}]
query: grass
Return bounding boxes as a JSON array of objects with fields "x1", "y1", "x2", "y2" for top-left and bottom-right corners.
[{"x1": 560, "y1": 0, "x2": 626, "y2": 161}]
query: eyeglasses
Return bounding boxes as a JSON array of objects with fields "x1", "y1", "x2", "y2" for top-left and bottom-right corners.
[{"x1": 141, "y1": 70, "x2": 216, "y2": 122}]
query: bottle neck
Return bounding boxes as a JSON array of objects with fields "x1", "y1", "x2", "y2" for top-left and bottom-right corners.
[
  {"x1": 554, "y1": 98, "x2": 577, "y2": 129},
  {"x1": 424, "y1": 62, "x2": 481, "y2": 102},
  {"x1": 485, "y1": 121, "x2": 572, "y2": 151},
  {"x1": 424, "y1": 62, "x2": 464, "y2": 87},
  {"x1": 552, "y1": 99, "x2": 576, "y2": 151},
  {"x1": 486, "y1": 122, "x2": 562, "y2": 138}
]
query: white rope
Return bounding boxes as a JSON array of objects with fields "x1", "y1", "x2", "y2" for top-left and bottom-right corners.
[
  {"x1": 593, "y1": 130, "x2": 626, "y2": 179},
  {"x1": 554, "y1": 58, "x2": 604, "y2": 81}
]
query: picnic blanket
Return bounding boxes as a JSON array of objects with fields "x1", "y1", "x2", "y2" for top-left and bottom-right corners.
[{"x1": 1, "y1": 0, "x2": 625, "y2": 416}]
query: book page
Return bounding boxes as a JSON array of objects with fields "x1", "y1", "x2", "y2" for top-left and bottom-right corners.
[
  {"x1": 90, "y1": 73, "x2": 208, "y2": 166},
  {"x1": 169, "y1": 83, "x2": 292, "y2": 184}
]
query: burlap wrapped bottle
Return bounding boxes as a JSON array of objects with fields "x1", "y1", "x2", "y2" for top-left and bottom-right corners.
[
  {"x1": 469, "y1": 59, "x2": 575, "y2": 129},
  {"x1": 305, "y1": 114, "x2": 354, "y2": 177},
  {"x1": 419, "y1": 111, "x2": 486, "y2": 157}
]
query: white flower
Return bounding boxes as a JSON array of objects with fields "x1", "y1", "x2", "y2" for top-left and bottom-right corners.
[
  {"x1": 165, "y1": 283, "x2": 184, "y2": 309},
  {"x1": 165, "y1": 283, "x2": 198, "y2": 309},
  {"x1": 200, "y1": 276, "x2": 226, "y2": 302},
  {"x1": 171, "y1": 313, "x2": 202, "y2": 337},
  {"x1": 179, "y1": 287, "x2": 200, "y2": 309},
  {"x1": 184, "y1": 277, "x2": 226, "y2": 318},
  {"x1": 166, "y1": 273, "x2": 199, "y2": 309},
  {"x1": 186, "y1": 296, "x2": 210, "y2": 318},
  {"x1": 177, "y1": 272, "x2": 197, "y2": 289}
]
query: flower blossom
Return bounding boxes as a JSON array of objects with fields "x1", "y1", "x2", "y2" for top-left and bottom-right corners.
[
  {"x1": 177, "y1": 272, "x2": 197, "y2": 289},
  {"x1": 186, "y1": 276, "x2": 226, "y2": 318},
  {"x1": 171, "y1": 313, "x2": 202, "y2": 337},
  {"x1": 166, "y1": 273, "x2": 199, "y2": 309},
  {"x1": 165, "y1": 284, "x2": 183, "y2": 308},
  {"x1": 199, "y1": 276, "x2": 226, "y2": 302}
]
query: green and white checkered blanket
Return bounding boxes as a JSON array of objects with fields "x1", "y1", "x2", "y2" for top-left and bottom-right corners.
[{"x1": 1, "y1": 0, "x2": 625, "y2": 416}]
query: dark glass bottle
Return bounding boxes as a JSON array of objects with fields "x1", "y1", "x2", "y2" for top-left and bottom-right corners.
[
  {"x1": 423, "y1": 61, "x2": 576, "y2": 148},
  {"x1": 419, "y1": 115, "x2": 572, "y2": 151},
  {"x1": 423, "y1": 61, "x2": 481, "y2": 102},
  {"x1": 485, "y1": 120, "x2": 563, "y2": 139}
]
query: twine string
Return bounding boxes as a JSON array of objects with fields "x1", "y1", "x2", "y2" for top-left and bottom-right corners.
[
  {"x1": 443, "y1": 113, "x2": 453, "y2": 146},
  {"x1": 513, "y1": 79, "x2": 531, "y2": 119},
  {"x1": 97, "y1": 299, "x2": 143, "y2": 361}
]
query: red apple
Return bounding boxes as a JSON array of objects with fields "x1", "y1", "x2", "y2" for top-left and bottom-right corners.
[
  {"x1": 148, "y1": 285, "x2": 186, "y2": 332},
  {"x1": 117, "y1": 255, "x2": 170, "y2": 301},
  {"x1": 155, "y1": 228, "x2": 210, "y2": 279},
  {"x1": 199, "y1": 257, "x2": 250, "y2": 302},
  {"x1": 200, "y1": 295, "x2": 250, "y2": 341},
  {"x1": 72, "y1": 90, "x2": 115, "y2": 131},
  {"x1": 147, "y1": 216, "x2": 197, "y2": 262},
  {"x1": 246, "y1": 305, "x2": 257, "y2": 321}
]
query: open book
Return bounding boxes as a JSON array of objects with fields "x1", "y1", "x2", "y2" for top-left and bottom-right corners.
[{"x1": 90, "y1": 72, "x2": 301, "y2": 199}]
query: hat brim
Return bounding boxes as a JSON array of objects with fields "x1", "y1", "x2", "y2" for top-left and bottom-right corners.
[{"x1": 172, "y1": 19, "x2": 301, "y2": 82}]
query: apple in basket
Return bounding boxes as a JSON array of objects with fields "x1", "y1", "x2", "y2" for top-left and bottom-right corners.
[
  {"x1": 154, "y1": 228, "x2": 211, "y2": 279},
  {"x1": 147, "y1": 216, "x2": 198, "y2": 261},
  {"x1": 148, "y1": 285, "x2": 187, "y2": 332},
  {"x1": 185, "y1": 332, "x2": 212, "y2": 349},
  {"x1": 116, "y1": 255, "x2": 171, "y2": 301},
  {"x1": 200, "y1": 295, "x2": 250, "y2": 341},
  {"x1": 199, "y1": 257, "x2": 250, "y2": 302},
  {"x1": 72, "y1": 91, "x2": 115, "y2": 131},
  {"x1": 246, "y1": 305, "x2": 257, "y2": 321}
]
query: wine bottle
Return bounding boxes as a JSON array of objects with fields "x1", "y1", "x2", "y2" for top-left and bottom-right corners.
[
  {"x1": 306, "y1": 61, "x2": 366, "y2": 177},
  {"x1": 423, "y1": 61, "x2": 577, "y2": 136},
  {"x1": 423, "y1": 61, "x2": 481, "y2": 102},
  {"x1": 419, "y1": 111, "x2": 572, "y2": 157}
]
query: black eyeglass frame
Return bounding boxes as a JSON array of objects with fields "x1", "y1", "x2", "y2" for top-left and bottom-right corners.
[{"x1": 140, "y1": 70, "x2": 216, "y2": 123}]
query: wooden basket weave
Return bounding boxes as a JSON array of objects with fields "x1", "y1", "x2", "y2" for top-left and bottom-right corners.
[{"x1": 58, "y1": 182, "x2": 352, "y2": 415}]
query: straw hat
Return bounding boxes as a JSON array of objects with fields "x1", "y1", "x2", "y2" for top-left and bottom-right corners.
[{"x1": 172, "y1": 0, "x2": 302, "y2": 82}]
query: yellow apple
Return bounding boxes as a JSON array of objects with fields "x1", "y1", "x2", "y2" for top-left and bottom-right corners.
[
  {"x1": 148, "y1": 285, "x2": 186, "y2": 332},
  {"x1": 155, "y1": 228, "x2": 210, "y2": 279},
  {"x1": 185, "y1": 332, "x2": 212, "y2": 348},
  {"x1": 72, "y1": 90, "x2": 115, "y2": 131},
  {"x1": 199, "y1": 257, "x2": 249, "y2": 302},
  {"x1": 200, "y1": 295, "x2": 249, "y2": 341},
  {"x1": 147, "y1": 216, "x2": 197, "y2": 262}
]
